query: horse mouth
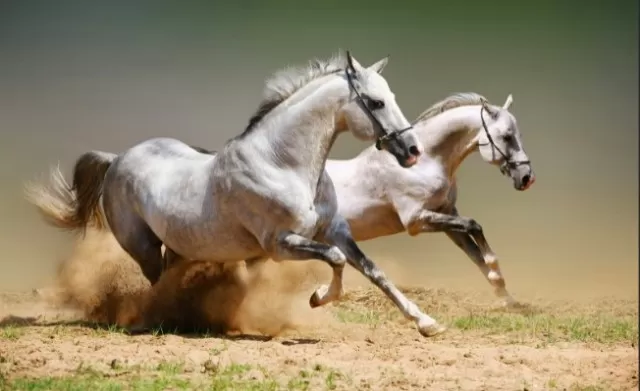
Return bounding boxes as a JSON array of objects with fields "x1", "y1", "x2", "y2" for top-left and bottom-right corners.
[
  {"x1": 515, "y1": 174, "x2": 535, "y2": 191},
  {"x1": 401, "y1": 154, "x2": 418, "y2": 168}
]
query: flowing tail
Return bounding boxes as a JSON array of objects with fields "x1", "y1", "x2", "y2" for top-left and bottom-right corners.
[{"x1": 24, "y1": 151, "x2": 117, "y2": 233}]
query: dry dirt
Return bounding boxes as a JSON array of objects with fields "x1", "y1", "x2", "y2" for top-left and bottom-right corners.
[{"x1": 0, "y1": 229, "x2": 638, "y2": 391}]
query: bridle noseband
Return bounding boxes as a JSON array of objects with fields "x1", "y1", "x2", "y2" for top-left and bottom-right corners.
[
  {"x1": 479, "y1": 105, "x2": 530, "y2": 175},
  {"x1": 345, "y1": 69, "x2": 413, "y2": 150}
]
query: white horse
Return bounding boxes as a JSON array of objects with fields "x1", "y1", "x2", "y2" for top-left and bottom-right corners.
[
  {"x1": 27, "y1": 52, "x2": 452, "y2": 337},
  {"x1": 169, "y1": 92, "x2": 534, "y2": 328},
  {"x1": 325, "y1": 92, "x2": 534, "y2": 307},
  {"x1": 189, "y1": 92, "x2": 534, "y2": 308}
]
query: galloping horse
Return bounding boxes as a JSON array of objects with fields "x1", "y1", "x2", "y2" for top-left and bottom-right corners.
[
  {"x1": 27, "y1": 52, "x2": 450, "y2": 337},
  {"x1": 188, "y1": 92, "x2": 534, "y2": 309}
]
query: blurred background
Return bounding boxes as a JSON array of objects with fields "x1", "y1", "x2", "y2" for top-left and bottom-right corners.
[{"x1": 0, "y1": 0, "x2": 637, "y2": 300}]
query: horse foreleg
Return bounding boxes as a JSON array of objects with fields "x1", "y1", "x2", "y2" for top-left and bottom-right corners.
[
  {"x1": 444, "y1": 231, "x2": 516, "y2": 307},
  {"x1": 406, "y1": 207, "x2": 516, "y2": 307},
  {"x1": 323, "y1": 218, "x2": 446, "y2": 337},
  {"x1": 406, "y1": 207, "x2": 498, "y2": 265}
]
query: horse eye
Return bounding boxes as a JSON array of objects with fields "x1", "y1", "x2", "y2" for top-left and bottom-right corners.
[
  {"x1": 503, "y1": 134, "x2": 514, "y2": 143},
  {"x1": 368, "y1": 99, "x2": 385, "y2": 110}
]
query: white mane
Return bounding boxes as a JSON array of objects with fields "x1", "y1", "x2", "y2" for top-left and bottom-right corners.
[
  {"x1": 241, "y1": 53, "x2": 346, "y2": 135},
  {"x1": 415, "y1": 92, "x2": 489, "y2": 123}
]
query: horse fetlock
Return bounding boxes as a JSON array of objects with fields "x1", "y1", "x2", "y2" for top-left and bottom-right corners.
[
  {"x1": 489, "y1": 273, "x2": 506, "y2": 290},
  {"x1": 484, "y1": 252, "x2": 498, "y2": 265},
  {"x1": 488, "y1": 269, "x2": 503, "y2": 281}
]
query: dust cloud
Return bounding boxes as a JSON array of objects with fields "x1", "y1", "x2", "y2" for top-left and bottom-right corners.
[{"x1": 41, "y1": 228, "x2": 335, "y2": 336}]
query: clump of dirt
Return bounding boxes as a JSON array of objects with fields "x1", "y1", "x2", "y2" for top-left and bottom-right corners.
[{"x1": 43, "y1": 228, "x2": 334, "y2": 336}]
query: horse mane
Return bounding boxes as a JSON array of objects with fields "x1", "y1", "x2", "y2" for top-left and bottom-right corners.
[
  {"x1": 238, "y1": 53, "x2": 346, "y2": 138},
  {"x1": 414, "y1": 92, "x2": 489, "y2": 123}
]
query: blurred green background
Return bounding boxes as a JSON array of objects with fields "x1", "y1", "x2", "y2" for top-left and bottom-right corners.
[{"x1": 0, "y1": 0, "x2": 637, "y2": 299}]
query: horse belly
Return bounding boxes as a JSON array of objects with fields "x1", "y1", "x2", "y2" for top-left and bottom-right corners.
[
  {"x1": 346, "y1": 203, "x2": 405, "y2": 241},
  {"x1": 163, "y1": 220, "x2": 263, "y2": 262}
]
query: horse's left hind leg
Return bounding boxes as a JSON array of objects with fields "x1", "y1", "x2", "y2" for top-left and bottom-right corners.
[{"x1": 445, "y1": 231, "x2": 516, "y2": 307}]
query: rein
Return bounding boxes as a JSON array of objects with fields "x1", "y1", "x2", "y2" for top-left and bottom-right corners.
[
  {"x1": 479, "y1": 105, "x2": 530, "y2": 175},
  {"x1": 345, "y1": 69, "x2": 413, "y2": 150}
]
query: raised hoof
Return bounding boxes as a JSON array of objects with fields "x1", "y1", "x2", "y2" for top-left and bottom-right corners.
[
  {"x1": 309, "y1": 291, "x2": 323, "y2": 308},
  {"x1": 309, "y1": 284, "x2": 331, "y2": 309},
  {"x1": 418, "y1": 323, "x2": 447, "y2": 337}
]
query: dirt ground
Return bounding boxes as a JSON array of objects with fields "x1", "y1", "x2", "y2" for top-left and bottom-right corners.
[{"x1": 0, "y1": 229, "x2": 638, "y2": 390}]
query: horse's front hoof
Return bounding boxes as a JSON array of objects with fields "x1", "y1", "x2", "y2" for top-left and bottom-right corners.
[{"x1": 418, "y1": 322, "x2": 447, "y2": 337}]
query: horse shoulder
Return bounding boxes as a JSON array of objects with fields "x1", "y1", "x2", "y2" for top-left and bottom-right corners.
[{"x1": 387, "y1": 159, "x2": 451, "y2": 224}]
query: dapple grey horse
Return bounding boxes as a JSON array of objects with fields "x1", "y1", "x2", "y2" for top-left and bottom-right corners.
[
  {"x1": 27, "y1": 52, "x2": 450, "y2": 337},
  {"x1": 180, "y1": 92, "x2": 534, "y2": 329}
]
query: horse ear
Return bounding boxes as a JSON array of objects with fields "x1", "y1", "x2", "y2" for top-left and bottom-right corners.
[
  {"x1": 368, "y1": 56, "x2": 389, "y2": 74},
  {"x1": 346, "y1": 50, "x2": 363, "y2": 74},
  {"x1": 503, "y1": 94, "x2": 514, "y2": 110},
  {"x1": 483, "y1": 101, "x2": 499, "y2": 118}
]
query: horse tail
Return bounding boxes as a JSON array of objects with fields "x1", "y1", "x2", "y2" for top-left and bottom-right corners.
[{"x1": 24, "y1": 151, "x2": 117, "y2": 233}]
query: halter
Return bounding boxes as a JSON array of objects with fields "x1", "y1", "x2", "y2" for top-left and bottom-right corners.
[
  {"x1": 345, "y1": 69, "x2": 413, "y2": 150},
  {"x1": 479, "y1": 105, "x2": 530, "y2": 175}
]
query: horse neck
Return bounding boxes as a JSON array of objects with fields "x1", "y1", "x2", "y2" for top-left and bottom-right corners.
[
  {"x1": 259, "y1": 74, "x2": 349, "y2": 185},
  {"x1": 415, "y1": 105, "x2": 483, "y2": 178}
]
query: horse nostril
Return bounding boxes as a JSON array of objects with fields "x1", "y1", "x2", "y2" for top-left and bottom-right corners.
[
  {"x1": 409, "y1": 145, "x2": 421, "y2": 157},
  {"x1": 521, "y1": 174, "x2": 531, "y2": 187}
]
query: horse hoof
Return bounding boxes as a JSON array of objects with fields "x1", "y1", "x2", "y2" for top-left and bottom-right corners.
[
  {"x1": 418, "y1": 323, "x2": 447, "y2": 337},
  {"x1": 500, "y1": 295, "x2": 525, "y2": 310},
  {"x1": 309, "y1": 292, "x2": 323, "y2": 308},
  {"x1": 502, "y1": 300, "x2": 519, "y2": 309},
  {"x1": 309, "y1": 285, "x2": 331, "y2": 308}
]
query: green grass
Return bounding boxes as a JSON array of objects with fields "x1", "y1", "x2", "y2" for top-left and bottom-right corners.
[
  {"x1": 332, "y1": 288, "x2": 639, "y2": 345},
  {"x1": 0, "y1": 326, "x2": 23, "y2": 341},
  {"x1": 333, "y1": 307, "x2": 383, "y2": 325},
  {"x1": 547, "y1": 378, "x2": 611, "y2": 391},
  {"x1": 0, "y1": 362, "x2": 350, "y2": 391},
  {"x1": 449, "y1": 312, "x2": 637, "y2": 344}
]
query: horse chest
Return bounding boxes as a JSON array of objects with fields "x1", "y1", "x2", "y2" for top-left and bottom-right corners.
[
  {"x1": 422, "y1": 180, "x2": 451, "y2": 209},
  {"x1": 273, "y1": 186, "x2": 331, "y2": 237},
  {"x1": 410, "y1": 167, "x2": 451, "y2": 210}
]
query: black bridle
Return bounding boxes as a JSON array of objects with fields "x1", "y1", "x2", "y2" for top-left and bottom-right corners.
[
  {"x1": 345, "y1": 69, "x2": 413, "y2": 150},
  {"x1": 479, "y1": 105, "x2": 530, "y2": 175}
]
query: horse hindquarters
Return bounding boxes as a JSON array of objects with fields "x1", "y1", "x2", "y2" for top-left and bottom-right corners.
[{"x1": 101, "y1": 171, "x2": 165, "y2": 285}]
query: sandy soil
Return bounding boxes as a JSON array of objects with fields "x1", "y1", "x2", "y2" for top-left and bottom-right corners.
[{"x1": 0, "y1": 230, "x2": 638, "y2": 390}]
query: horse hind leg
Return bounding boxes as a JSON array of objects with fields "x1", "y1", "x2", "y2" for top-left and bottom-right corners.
[{"x1": 109, "y1": 214, "x2": 164, "y2": 285}]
